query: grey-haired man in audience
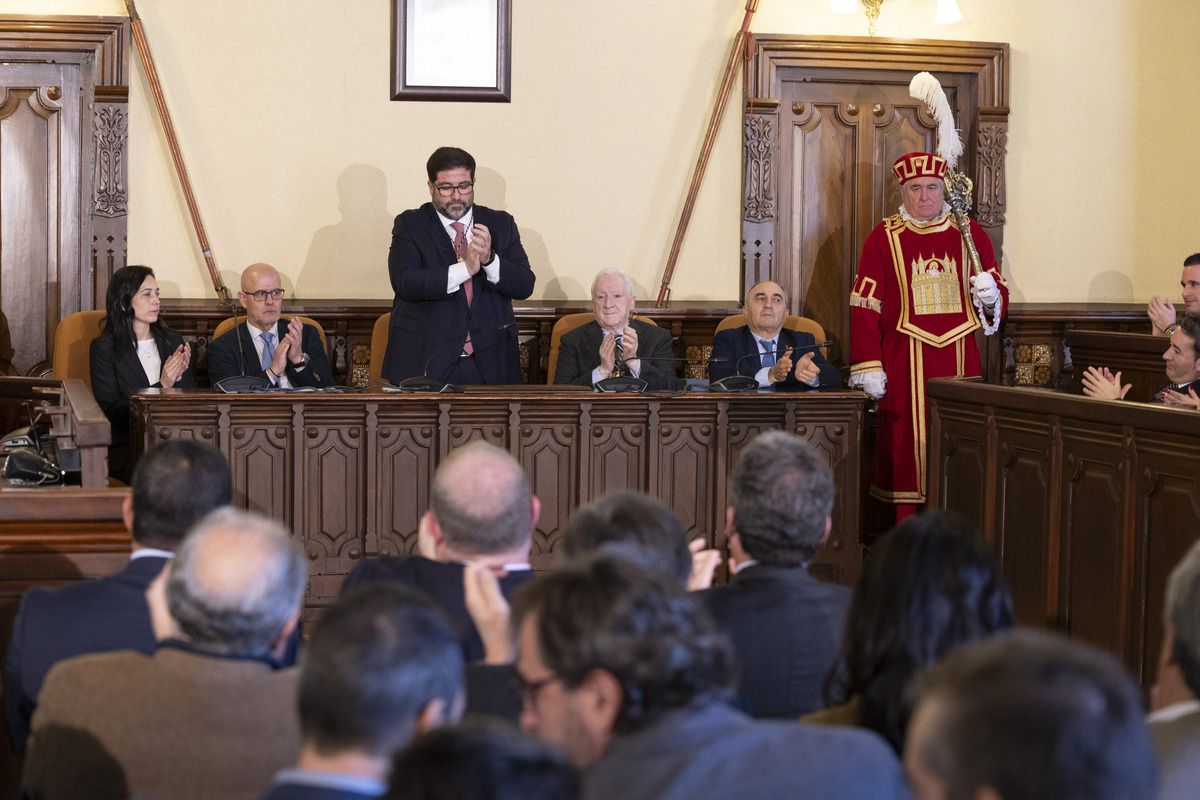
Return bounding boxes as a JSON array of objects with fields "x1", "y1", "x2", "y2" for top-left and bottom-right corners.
[{"x1": 25, "y1": 508, "x2": 307, "y2": 800}]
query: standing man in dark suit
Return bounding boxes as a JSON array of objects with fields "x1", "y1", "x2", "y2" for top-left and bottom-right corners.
[
  {"x1": 3, "y1": 440, "x2": 232, "y2": 756},
  {"x1": 709, "y1": 281, "x2": 840, "y2": 389},
  {"x1": 554, "y1": 268, "x2": 675, "y2": 390},
  {"x1": 699, "y1": 431, "x2": 850, "y2": 718},
  {"x1": 382, "y1": 147, "x2": 535, "y2": 386},
  {"x1": 340, "y1": 441, "x2": 538, "y2": 663},
  {"x1": 208, "y1": 262, "x2": 335, "y2": 388}
]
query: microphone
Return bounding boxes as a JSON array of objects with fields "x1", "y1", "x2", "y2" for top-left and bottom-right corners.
[
  {"x1": 393, "y1": 322, "x2": 517, "y2": 393},
  {"x1": 711, "y1": 341, "x2": 833, "y2": 393},
  {"x1": 213, "y1": 303, "x2": 271, "y2": 394},
  {"x1": 592, "y1": 354, "x2": 732, "y2": 394}
]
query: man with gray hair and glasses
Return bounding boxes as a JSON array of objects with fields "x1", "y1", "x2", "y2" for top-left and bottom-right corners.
[
  {"x1": 1148, "y1": 538, "x2": 1200, "y2": 800},
  {"x1": 25, "y1": 508, "x2": 308, "y2": 800}
]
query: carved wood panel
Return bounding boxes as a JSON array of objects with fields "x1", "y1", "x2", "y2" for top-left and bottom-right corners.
[{"x1": 0, "y1": 18, "x2": 129, "y2": 379}]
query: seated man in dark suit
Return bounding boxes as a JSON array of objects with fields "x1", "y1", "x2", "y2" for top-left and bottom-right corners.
[
  {"x1": 1083, "y1": 310, "x2": 1200, "y2": 407},
  {"x1": 262, "y1": 583, "x2": 464, "y2": 800},
  {"x1": 699, "y1": 431, "x2": 850, "y2": 718},
  {"x1": 2, "y1": 439, "x2": 232, "y2": 756},
  {"x1": 513, "y1": 554, "x2": 909, "y2": 799},
  {"x1": 25, "y1": 508, "x2": 309, "y2": 800},
  {"x1": 554, "y1": 269, "x2": 675, "y2": 390},
  {"x1": 208, "y1": 262, "x2": 335, "y2": 388},
  {"x1": 710, "y1": 280, "x2": 840, "y2": 389},
  {"x1": 341, "y1": 441, "x2": 538, "y2": 663}
]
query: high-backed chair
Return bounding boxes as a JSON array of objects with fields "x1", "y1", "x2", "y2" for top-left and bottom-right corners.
[
  {"x1": 211, "y1": 315, "x2": 329, "y2": 360},
  {"x1": 714, "y1": 313, "x2": 828, "y2": 359},
  {"x1": 546, "y1": 312, "x2": 658, "y2": 384},
  {"x1": 368, "y1": 312, "x2": 391, "y2": 381},
  {"x1": 52, "y1": 310, "x2": 107, "y2": 390}
]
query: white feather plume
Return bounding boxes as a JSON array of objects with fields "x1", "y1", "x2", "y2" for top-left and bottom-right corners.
[{"x1": 909, "y1": 71, "x2": 963, "y2": 170}]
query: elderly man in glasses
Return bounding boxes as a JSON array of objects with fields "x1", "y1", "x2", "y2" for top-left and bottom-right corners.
[
  {"x1": 207, "y1": 262, "x2": 335, "y2": 388},
  {"x1": 381, "y1": 146, "x2": 536, "y2": 387}
]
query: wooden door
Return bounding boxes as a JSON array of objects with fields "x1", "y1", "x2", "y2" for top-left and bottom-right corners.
[
  {"x1": 0, "y1": 61, "x2": 87, "y2": 376},
  {"x1": 0, "y1": 17, "x2": 130, "y2": 379}
]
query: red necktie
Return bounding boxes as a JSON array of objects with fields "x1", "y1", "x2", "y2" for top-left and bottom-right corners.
[{"x1": 450, "y1": 221, "x2": 474, "y2": 355}]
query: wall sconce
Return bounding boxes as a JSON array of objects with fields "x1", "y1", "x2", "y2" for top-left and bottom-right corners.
[{"x1": 831, "y1": 0, "x2": 963, "y2": 36}]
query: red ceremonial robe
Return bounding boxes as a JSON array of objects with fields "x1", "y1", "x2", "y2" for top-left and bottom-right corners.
[{"x1": 849, "y1": 212, "x2": 1006, "y2": 503}]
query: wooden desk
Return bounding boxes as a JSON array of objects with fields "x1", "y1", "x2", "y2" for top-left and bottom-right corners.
[
  {"x1": 926, "y1": 377, "x2": 1200, "y2": 688},
  {"x1": 1065, "y1": 330, "x2": 1168, "y2": 403},
  {"x1": 132, "y1": 388, "x2": 869, "y2": 621}
]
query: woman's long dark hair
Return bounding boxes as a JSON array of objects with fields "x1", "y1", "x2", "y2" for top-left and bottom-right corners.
[
  {"x1": 102, "y1": 265, "x2": 177, "y2": 352},
  {"x1": 823, "y1": 510, "x2": 1014, "y2": 753}
]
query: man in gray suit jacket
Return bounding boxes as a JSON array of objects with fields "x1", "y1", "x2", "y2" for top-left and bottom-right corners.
[
  {"x1": 554, "y1": 269, "x2": 674, "y2": 390},
  {"x1": 513, "y1": 554, "x2": 909, "y2": 800},
  {"x1": 1148, "y1": 538, "x2": 1200, "y2": 800},
  {"x1": 3, "y1": 440, "x2": 232, "y2": 756},
  {"x1": 25, "y1": 508, "x2": 308, "y2": 800}
]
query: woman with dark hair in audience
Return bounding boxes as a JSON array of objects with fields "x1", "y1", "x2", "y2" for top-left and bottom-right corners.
[
  {"x1": 90, "y1": 265, "x2": 194, "y2": 480},
  {"x1": 804, "y1": 510, "x2": 1014, "y2": 754}
]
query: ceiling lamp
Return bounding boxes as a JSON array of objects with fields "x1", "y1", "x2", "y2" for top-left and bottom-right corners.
[{"x1": 831, "y1": 0, "x2": 964, "y2": 37}]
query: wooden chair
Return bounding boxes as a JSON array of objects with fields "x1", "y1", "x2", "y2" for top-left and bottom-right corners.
[
  {"x1": 51, "y1": 310, "x2": 107, "y2": 390},
  {"x1": 368, "y1": 312, "x2": 391, "y2": 381},
  {"x1": 547, "y1": 313, "x2": 658, "y2": 384},
  {"x1": 714, "y1": 313, "x2": 828, "y2": 360},
  {"x1": 211, "y1": 315, "x2": 329, "y2": 359}
]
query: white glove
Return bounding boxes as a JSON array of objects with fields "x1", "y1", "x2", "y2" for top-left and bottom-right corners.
[
  {"x1": 849, "y1": 370, "x2": 887, "y2": 400},
  {"x1": 970, "y1": 272, "x2": 999, "y2": 309}
]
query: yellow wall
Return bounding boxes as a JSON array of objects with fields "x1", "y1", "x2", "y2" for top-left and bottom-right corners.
[{"x1": 3, "y1": 0, "x2": 1199, "y2": 307}]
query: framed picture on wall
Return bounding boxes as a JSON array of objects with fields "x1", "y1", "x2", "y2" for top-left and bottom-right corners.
[{"x1": 391, "y1": 0, "x2": 512, "y2": 102}]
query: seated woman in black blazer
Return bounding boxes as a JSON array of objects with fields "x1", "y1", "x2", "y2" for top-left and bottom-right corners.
[{"x1": 90, "y1": 265, "x2": 194, "y2": 480}]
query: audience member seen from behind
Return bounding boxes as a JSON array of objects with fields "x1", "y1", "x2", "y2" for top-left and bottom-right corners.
[
  {"x1": 3, "y1": 439, "x2": 232, "y2": 756},
  {"x1": 561, "y1": 490, "x2": 695, "y2": 587},
  {"x1": 512, "y1": 554, "x2": 910, "y2": 800},
  {"x1": 808, "y1": 510, "x2": 1013, "y2": 754},
  {"x1": 24, "y1": 508, "x2": 307, "y2": 800},
  {"x1": 384, "y1": 719, "x2": 578, "y2": 800},
  {"x1": 699, "y1": 431, "x2": 850, "y2": 718},
  {"x1": 1147, "y1": 536, "x2": 1200, "y2": 800},
  {"x1": 262, "y1": 582, "x2": 464, "y2": 800},
  {"x1": 905, "y1": 630, "x2": 1157, "y2": 800},
  {"x1": 90, "y1": 264, "x2": 195, "y2": 480}
]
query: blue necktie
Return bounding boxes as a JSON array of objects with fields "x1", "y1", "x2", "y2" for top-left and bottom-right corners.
[
  {"x1": 761, "y1": 339, "x2": 776, "y2": 368},
  {"x1": 261, "y1": 331, "x2": 276, "y2": 384}
]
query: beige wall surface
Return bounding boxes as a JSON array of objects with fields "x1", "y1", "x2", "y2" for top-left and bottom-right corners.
[{"x1": 3, "y1": 0, "x2": 1199, "y2": 308}]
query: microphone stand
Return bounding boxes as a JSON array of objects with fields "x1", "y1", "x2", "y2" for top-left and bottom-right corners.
[
  {"x1": 393, "y1": 323, "x2": 517, "y2": 394},
  {"x1": 213, "y1": 305, "x2": 271, "y2": 393}
]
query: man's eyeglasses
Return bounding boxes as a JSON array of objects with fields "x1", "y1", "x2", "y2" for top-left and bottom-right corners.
[
  {"x1": 513, "y1": 673, "x2": 561, "y2": 707},
  {"x1": 434, "y1": 181, "x2": 475, "y2": 197},
  {"x1": 244, "y1": 288, "x2": 285, "y2": 301}
]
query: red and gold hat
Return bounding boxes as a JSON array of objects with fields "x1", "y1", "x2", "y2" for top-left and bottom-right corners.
[{"x1": 892, "y1": 152, "x2": 948, "y2": 185}]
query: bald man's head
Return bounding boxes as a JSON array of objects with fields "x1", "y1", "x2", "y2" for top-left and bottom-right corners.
[{"x1": 238, "y1": 262, "x2": 285, "y2": 330}]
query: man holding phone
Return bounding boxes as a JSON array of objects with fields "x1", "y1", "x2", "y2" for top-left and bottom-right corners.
[{"x1": 710, "y1": 281, "x2": 840, "y2": 389}]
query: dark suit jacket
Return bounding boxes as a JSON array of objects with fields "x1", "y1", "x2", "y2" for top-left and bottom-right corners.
[
  {"x1": 3, "y1": 556, "x2": 166, "y2": 756},
  {"x1": 709, "y1": 325, "x2": 841, "y2": 389},
  {"x1": 90, "y1": 329, "x2": 195, "y2": 476},
  {"x1": 340, "y1": 556, "x2": 534, "y2": 663},
  {"x1": 699, "y1": 564, "x2": 851, "y2": 718},
  {"x1": 555, "y1": 319, "x2": 675, "y2": 390},
  {"x1": 383, "y1": 203, "x2": 535, "y2": 385},
  {"x1": 208, "y1": 319, "x2": 334, "y2": 388},
  {"x1": 260, "y1": 778, "x2": 381, "y2": 800}
]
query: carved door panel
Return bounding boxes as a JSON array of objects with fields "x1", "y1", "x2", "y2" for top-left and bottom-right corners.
[{"x1": 0, "y1": 61, "x2": 86, "y2": 376}]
